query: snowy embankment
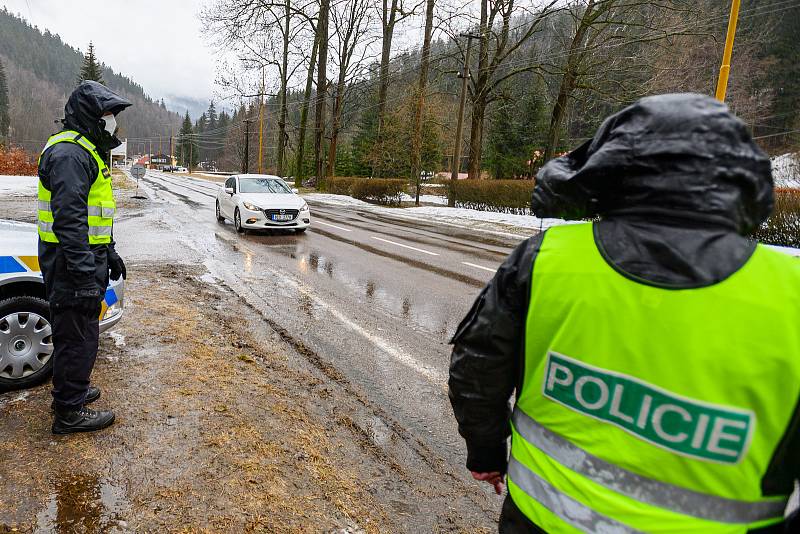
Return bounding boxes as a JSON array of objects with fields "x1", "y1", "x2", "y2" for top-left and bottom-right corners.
[
  {"x1": 0, "y1": 175, "x2": 37, "y2": 197},
  {"x1": 304, "y1": 193, "x2": 568, "y2": 236},
  {"x1": 773, "y1": 153, "x2": 800, "y2": 189}
]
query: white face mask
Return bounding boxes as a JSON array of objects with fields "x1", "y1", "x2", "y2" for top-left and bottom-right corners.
[{"x1": 102, "y1": 114, "x2": 117, "y2": 135}]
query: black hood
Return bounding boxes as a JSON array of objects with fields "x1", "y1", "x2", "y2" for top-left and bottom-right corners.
[
  {"x1": 64, "y1": 81, "x2": 131, "y2": 152},
  {"x1": 532, "y1": 93, "x2": 773, "y2": 235}
]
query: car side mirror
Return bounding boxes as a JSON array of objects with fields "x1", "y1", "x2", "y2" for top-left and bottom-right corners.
[
  {"x1": 224, "y1": 187, "x2": 234, "y2": 195},
  {"x1": 292, "y1": 188, "x2": 299, "y2": 194}
]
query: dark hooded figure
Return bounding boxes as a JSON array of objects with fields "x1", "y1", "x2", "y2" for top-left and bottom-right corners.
[
  {"x1": 449, "y1": 94, "x2": 800, "y2": 533},
  {"x1": 37, "y1": 81, "x2": 131, "y2": 434}
]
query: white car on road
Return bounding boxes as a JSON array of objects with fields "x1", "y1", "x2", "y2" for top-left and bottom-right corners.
[{"x1": 216, "y1": 174, "x2": 311, "y2": 233}]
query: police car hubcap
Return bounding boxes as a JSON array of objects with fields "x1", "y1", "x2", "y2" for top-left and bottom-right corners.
[{"x1": 0, "y1": 312, "x2": 54, "y2": 379}]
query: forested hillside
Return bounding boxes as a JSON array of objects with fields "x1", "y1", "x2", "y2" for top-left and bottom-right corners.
[
  {"x1": 0, "y1": 7, "x2": 181, "y2": 154},
  {"x1": 202, "y1": 0, "x2": 800, "y2": 179}
]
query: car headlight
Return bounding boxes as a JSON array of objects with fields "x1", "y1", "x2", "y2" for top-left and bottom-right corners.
[
  {"x1": 103, "y1": 302, "x2": 122, "y2": 320},
  {"x1": 300, "y1": 201, "x2": 309, "y2": 212},
  {"x1": 242, "y1": 202, "x2": 261, "y2": 211}
]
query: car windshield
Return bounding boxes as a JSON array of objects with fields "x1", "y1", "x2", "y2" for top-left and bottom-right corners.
[{"x1": 238, "y1": 178, "x2": 291, "y2": 194}]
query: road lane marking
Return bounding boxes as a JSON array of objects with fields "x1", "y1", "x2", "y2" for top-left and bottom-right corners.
[
  {"x1": 315, "y1": 220, "x2": 352, "y2": 232},
  {"x1": 462, "y1": 261, "x2": 496, "y2": 273},
  {"x1": 371, "y1": 236, "x2": 439, "y2": 256}
]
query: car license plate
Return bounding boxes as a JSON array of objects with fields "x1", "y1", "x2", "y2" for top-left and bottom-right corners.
[{"x1": 272, "y1": 214, "x2": 293, "y2": 221}]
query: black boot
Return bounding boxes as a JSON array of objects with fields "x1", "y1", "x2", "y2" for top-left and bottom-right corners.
[
  {"x1": 51, "y1": 386, "x2": 101, "y2": 412},
  {"x1": 52, "y1": 406, "x2": 115, "y2": 435}
]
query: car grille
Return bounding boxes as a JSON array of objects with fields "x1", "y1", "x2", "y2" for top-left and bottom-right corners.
[{"x1": 264, "y1": 209, "x2": 299, "y2": 221}]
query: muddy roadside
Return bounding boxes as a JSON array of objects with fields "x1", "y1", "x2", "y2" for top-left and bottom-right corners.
[{"x1": 0, "y1": 186, "x2": 497, "y2": 532}]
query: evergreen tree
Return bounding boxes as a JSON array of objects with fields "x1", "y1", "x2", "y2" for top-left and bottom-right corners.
[
  {"x1": 0, "y1": 57, "x2": 9, "y2": 142},
  {"x1": 77, "y1": 42, "x2": 104, "y2": 84},
  {"x1": 177, "y1": 111, "x2": 198, "y2": 167},
  {"x1": 485, "y1": 90, "x2": 548, "y2": 178},
  {"x1": 206, "y1": 101, "x2": 218, "y2": 130},
  {"x1": 351, "y1": 96, "x2": 379, "y2": 176}
]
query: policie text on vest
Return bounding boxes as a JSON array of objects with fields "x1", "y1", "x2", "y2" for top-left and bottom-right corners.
[{"x1": 542, "y1": 352, "x2": 754, "y2": 464}]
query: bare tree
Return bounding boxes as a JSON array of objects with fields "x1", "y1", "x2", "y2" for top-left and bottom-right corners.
[
  {"x1": 314, "y1": 0, "x2": 331, "y2": 188},
  {"x1": 295, "y1": 33, "x2": 318, "y2": 185},
  {"x1": 327, "y1": 0, "x2": 379, "y2": 177},
  {"x1": 202, "y1": 0, "x2": 314, "y2": 173},
  {"x1": 410, "y1": 0, "x2": 436, "y2": 203},
  {"x1": 457, "y1": 0, "x2": 561, "y2": 178},
  {"x1": 542, "y1": 0, "x2": 705, "y2": 160},
  {"x1": 374, "y1": 0, "x2": 423, "y2": 177}
]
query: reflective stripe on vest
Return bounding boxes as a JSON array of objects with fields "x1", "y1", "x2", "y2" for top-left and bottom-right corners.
[
  {"x1": 509, "y1": 222, "x2": 800, "y2": 533},
  {"x1": 512, "y1": 408, "x2": 788, "y2": 524},
  {"x1": 37, "y1": 131, "x2": 115, "y2": 244}
]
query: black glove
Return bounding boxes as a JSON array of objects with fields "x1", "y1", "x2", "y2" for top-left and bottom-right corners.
[{"x1": 108, "y1": 248, "x2": 127, "y2": 281}]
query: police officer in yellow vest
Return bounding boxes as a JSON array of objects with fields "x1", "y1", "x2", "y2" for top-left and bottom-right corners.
[
  {"x1": 449, "y1": 93, "x2": 800, "y2": 533},
  {"x1": 38, "y1": 81, "x2": 131, "y2": 434}
]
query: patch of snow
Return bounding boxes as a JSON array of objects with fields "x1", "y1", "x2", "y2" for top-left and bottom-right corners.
[
  {"x1": 108, "y1": 331, "x2": 126, "y2": 348},
  {"x1": 0, "y1": 391, "x2": 30, "y2": 408},
  {"x1": 0, "y1": 175, "x2": 38, "y2": 197},
  {"x1": 772, "y1": 153, "x2": 800, "y2": 189},
  {"x1": 305, "y1": 193, "x2": 372, "y2": 207},
  {"x1": 399, "y1": 193, "x2": 448, "y2": 205},
  {"x1": 199, "y1": 272, "x2": 219, "y2": 285},
  {"x1": 401, "y1": 205, "x2": 566, "y2": 231}
]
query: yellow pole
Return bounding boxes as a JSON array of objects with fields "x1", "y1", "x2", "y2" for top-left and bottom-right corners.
[
  {"x1": 258, "y1": 68, "x2": 265, "y2": 174},
  {"x1": 715, "y1": 0, "x2": 741, "y2": 102}
]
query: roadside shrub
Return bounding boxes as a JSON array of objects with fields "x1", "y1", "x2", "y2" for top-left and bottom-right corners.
[
  {"x1": 351, "y1": 178, "x2": 407, "y2": 206},
  {"x1": 450, "y1": 179, "x2": 535, "y2": 214},
  {"x1": 326, "y1": 176, "x2": 357, "y2": 195},
  {"x1": 752, "y1": 188, "x2": 800, "y2": 247},
  {"x1": 0, "y1": 146, "x2": 38, "y2": 175}
]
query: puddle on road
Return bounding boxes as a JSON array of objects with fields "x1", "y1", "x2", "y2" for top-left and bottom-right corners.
[
  {"x1": 280, "y1": 246, "x2": 454, "y2": 338},
  {"x1": 35, "y1": 473, "x2": 130, "y2": 533}
]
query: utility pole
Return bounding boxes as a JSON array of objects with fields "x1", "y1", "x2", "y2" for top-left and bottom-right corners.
[
  {"x1": 715, "y1": 0, "x2": 741, "y2": 102},
  {"x1": 258, "y1": 68, "x2": 265, "y2": 174},
  {"x1": 169, "y1": 127, "x2": 174, "y2": 165},
  {"x1": 189, "y1": 136, "x2": 193, "y2": 173},
  {"x1": 242, "y1": 118, "x2": 255, "y2": 174},
  {"x1": 449, "y1": 33, "x2": 480, "y2": 207}
]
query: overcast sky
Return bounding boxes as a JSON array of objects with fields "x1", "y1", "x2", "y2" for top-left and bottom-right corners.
[{"x1": 1, "y1": 0, "x2": 217, "y2": 114}]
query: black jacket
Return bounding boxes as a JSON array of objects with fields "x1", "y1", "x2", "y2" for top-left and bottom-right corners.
[
  {"x1": 449, "y1": 94, "x2": 798, "y2": 528},
  {"x1": 38, "y1": 81, "x2": 131, "y2": 305}
]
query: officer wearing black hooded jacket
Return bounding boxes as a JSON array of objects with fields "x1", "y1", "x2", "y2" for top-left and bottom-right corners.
[
  {"x1": 38, "y1": 81, "x2": 131, "y2": 434},
  {"x1": 449, "y1": 94, "x2": 800, "y2": 532}
]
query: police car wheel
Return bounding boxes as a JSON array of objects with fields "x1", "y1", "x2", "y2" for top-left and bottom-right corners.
[
  {"x1": 216, "y1": 201, "x2": 225, "y2": 222},
  {"x1": 0, "y1": 296, "x2": 54, "y2": 392},
  {"x1": 234, "y1": 208, "x2": 244, "y2": 233}
]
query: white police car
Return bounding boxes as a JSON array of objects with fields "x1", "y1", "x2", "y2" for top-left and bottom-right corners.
[{"x1": 0, "y1": 219, "x2": 124, "y2": 391}]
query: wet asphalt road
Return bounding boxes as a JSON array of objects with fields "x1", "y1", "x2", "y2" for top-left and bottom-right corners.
[{"x1": 120, "y1": 170, "x2": 531, "y2": 515}]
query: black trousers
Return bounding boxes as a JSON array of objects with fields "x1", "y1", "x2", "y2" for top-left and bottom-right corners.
[{"x1": 51, "y1": 304, "x2": 100, "y2": 410}]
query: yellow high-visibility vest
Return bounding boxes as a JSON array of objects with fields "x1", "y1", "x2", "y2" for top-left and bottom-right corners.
[
  {"x1": 509, "y1": 222, "x2": 800, "y2": 533},
  {"x1": 37, "y1": 130, "x2": 115, "y2": 245}
]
